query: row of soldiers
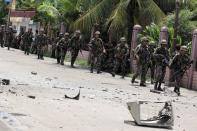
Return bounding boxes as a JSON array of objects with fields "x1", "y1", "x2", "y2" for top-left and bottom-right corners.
[
  {"x1": 1, "y1": 25, "x2": 192, "y2": 96},
  {"x1": 131, "y1": 37, "x2": 192, "y2": 96}
]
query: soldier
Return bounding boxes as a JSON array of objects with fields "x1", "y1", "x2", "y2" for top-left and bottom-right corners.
[
  {"x1": 57, "y1": 32, "x2": 70, "y2": 65},
  {"x1": 147, "y1": 41, "x2": 156, "y2": 84},
  {"x1": 89, "y1": 31, "x2": 105, "y2": 73},
  {"x1": 111, "y1": 37, "x2": 129, "y2": 78},
  {"x1": 31, "y1": 29, "x2": 38, "y2": 54},
  {"x1": 37, "y1": 29, "x2": 47, "y2": 60},
  {"x1": 6, "y1": 26, "x2": 14, "y2": 50},
  {"x1": 169, "y1": 46, "x2": 192, "y2": 96},
  {"x1": 70, "y1": 30, "x2": 83, "y2": 68},
  {"x1": 154, "y1": 40, "x2": 170, "y2": 91},
  {"x1": 56, "y1": 33, "x2": 64, "y2": 64},
  {"x1": 131, "y1": 37, "x2": 150, "y2": 87},
  {"x1": 0, "y1": 25, "x2": 5, "y2": 48},
  {"x1": 22, "y1": 28, "x2": 33, "y2": 55}
]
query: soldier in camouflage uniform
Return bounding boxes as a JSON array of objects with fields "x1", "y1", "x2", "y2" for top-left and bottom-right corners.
[
  {"x1": 37, "y1": 29, "x2": 47, "y2": 60},
  {"x1": 154, "y1": 40, "x2": 170, "y2": 91},
  {"x1": 169, "y1": 46, "x2": 192, "y2": 96},
  {"x1": 6, "y1": 26, "x2": 14, "y2": 50},
  {"x1": 56, "y1": 33, "x2": 64, "y2": 64},
  {"x1": 131, "y1": 37, "x2": 150, "y2": 87},
  {"x1": 89, "y1": 31, "x2": 105, "y2": 73},
  {"x1": 147, "y1": 41, "x2": 156, "y2": 84},
  {"x1": 0, "y1": 25, "x2": 5, "y2": 48},
  {"x1": 22, "y1": 28, "x2": 33, "y2": 55},
  {"x1": 70, "y1": 30, "x2": 83, "y2": 68},
  {"x1": 57, "y1": 32, "x2": 70, "y2": 65},
  {"x1": 111, "y1": 37, "x2": 129, "y2": 78}
]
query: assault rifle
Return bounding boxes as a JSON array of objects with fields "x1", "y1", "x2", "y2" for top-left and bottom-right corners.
[{"x1": 170, "y1": 60, "x2": 193, "y2": 79}]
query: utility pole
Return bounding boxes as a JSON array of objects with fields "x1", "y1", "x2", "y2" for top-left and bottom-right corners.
[{"x1": 172, "y1": 0, "x2": 180, "y2": 53}]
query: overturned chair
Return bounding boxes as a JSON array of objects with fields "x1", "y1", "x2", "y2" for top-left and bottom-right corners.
[{"x1": 127, "y1": 101, "x2": 174, "y2": 128}]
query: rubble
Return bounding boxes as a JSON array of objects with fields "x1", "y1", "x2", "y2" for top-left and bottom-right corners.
[
  {"x1": 127, "y1": 101, "x2": 174, "y2": 128},
  {"x1": 27, "y1": 95, "x2": 36, "y2": 99},
  {"x1": 31, "y1": 71, "x2": 37, "y2": 75},
  {"x1": 0, "y1": 79, "x2": 10, "y2": 85},
  {"x1": 64, "y1": 90, "x2": 80, "y2": 100}
]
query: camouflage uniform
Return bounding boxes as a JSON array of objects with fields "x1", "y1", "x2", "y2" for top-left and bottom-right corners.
[
  {"x1": 111, "y1": 37, "x2": 128, "y2": 78},
  {"x1": 37, "y1": 30, "x2": 47, "y2": 60},
  {"x1": 131, "y1": 37, "x2": 150, "y2": 86},
  {"x1": 57, "y1": 33, "x2": 70, "y2": 65},
  {"x1": 31, "y1": 30, "x2": 38, "y2": 54},
  {"x1": 56, "y1": 33, "x2": 64, "y2": 64},
  {"x1": 0, "y1": 25, "x2": 5, "y2": 48},
  {"x1": 89, "y1": 31, "x2": 105, "y2": 73},
  {"x1": 70, "y1": 30, "x2": 82, "y2": 68},
  {"x1": 169, "y1": 46, "x2": 191, "y2": 96},
  {"x1": 154, "y1": 40, "x2": 170, "y2": 90},
  {"x1": 6, "y1": 26, "x2": 14, "y2": 50},
  {"x1": 147, "y1": 41, "x2": 156, "y2": 84},
  {"x1": 22, "y1": 29, "x2": 33, "y2": 55}
]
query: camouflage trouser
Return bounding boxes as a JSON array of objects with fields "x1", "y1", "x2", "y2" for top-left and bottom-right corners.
[
  {"x1": 90, "y1": 53, "x2": 102, "y2": 72},
  {"x1": 71, "y1": 49, "x2": 79, "y2": 66},
  {"x1": 37, "y1": 46, "x2": 44, "y2": 59},
  {"x1": 0, "y1": 39, "x2": 4, "y2": 47},
  {"x1": 112, "y1": 58, "x2": 126, "y2": 77},
  {"x1": 60, "y1": 48, "x2": 67, "y2": 65},
  {"x1": 140, "y1": 64, "x2": 148, "y2": 84},
  {"x1": 132, "y1": 62, "x2": 141, "y2": 82},
  {"x1": 174, "y1": 72, "x2": 184, "y2": 94},
  {"x1": 6, "y1": 40, "x2": 12, "y2": 50},
  {"x1": 154, "y1": 65, "x2": 166, "y2": 90},
  {"x1": 31, "y1": 43, "x2": 37, "y2": 54},
  {"x1": 56, "y1": 47, "x2": 61, "y2": 64},
  {"x1": 24, "y1": 42, "x2": 31, "y2": 55},
  {"x1": 147, "y1": 62, "x2": 155, "y2": 83}
]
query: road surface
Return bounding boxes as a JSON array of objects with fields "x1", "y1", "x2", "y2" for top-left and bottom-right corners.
[{"x1": 0, "y1": 48, "x2": 197, "y2": 131}]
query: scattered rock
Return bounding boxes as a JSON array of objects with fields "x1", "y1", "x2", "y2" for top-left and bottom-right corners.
[
  {"x1": 177, "y1": 115, "x2": 180, "y2": 118},
  {"x1": 1, "y1": 79, "x2": 10, "y2": 85},
  {"x1": 102, "y1": 89, "x2": 108, "y2": 92},
  {"x1": 132, "y1": 94, "x2": 137, "y2": 96},
  {"x1": 31, "y1": 71, "x2": 37, "y2": 75},
  {"x1": 79, "y1": 86, "x2": 84, "y2": 89},
  {"x1": 27, "y1": 95, "x2": 36, "y2": 99},
  {"x1": 8, "y1": 89, "x2": 16, "y2": 94},
  {"x1": 193, "y1": 104, "x2": 196, "y2": 107},
  {"x1": 65, "y1": 90, "x2": 80, "y2": 100},
  {"x1": 45, "y1": 78, "x2": 52, "y2": 81}
]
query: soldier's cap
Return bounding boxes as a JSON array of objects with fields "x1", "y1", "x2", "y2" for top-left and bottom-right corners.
[
  {"x1": 9, "y1": 26, "x2": 12, "y2": 28},
  {"x1": 161, "y1": 39, "x2": 167, "y2": 44},
  {"x1": 120, "y1": 37, "x2": 126, "y2": 42},
  {"x1": 1, "y1": 25, "x2": 5, "y2": 27},
  {"x1": 64, "y1": 32, "x2": 69, "y2": 36},
  {"x1": 141, "y1": 37, "x2": 149, "y2": 42},
  {"x1": 95, "y1": 31, "x2": 100, "y2": 35},
  {"x1": 75, "y1": 30, "x2": 81, "y2": 34},
  {"x1": 59, "y1": 32, "x2": 63, "y2": 35},
  {"x1": 180, "y1": 46, "x2": 188, "y2": 51}
]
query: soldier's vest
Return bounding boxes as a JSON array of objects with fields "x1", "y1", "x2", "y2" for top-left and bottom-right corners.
[
  {"x1": 116, "y1": 44, "x2": 127, "y2": 59},
  {"x1": 91, "y1": 38, "x2": 103, "y2": 55}
]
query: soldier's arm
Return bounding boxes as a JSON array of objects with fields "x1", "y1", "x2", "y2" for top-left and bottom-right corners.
[{"x1": 169, "y1": 55, "x2": 178, "y2": 69}]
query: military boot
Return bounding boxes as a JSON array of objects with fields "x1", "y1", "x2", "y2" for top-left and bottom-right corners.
[{"x1": 154, "y1": 82, "x2": 158, "y2": 90}]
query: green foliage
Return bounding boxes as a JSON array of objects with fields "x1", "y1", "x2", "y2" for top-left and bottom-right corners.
[
  {"x1": 0, "y1": 1, "x2": 8, "y2": 24},
  {"x1": 163, "y1": 9, "x2": 197, "y2": 45}
]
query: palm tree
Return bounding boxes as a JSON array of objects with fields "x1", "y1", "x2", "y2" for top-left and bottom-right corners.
[
  {"x1": 0, "y1": 1, "x2": 8, "y2": 24},
  {"x1": 72, "y1": 0, "x2": 188, "y2": 44}
]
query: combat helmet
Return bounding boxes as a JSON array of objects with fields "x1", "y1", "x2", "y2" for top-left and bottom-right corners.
[
  {"x1": 120, "y1": 37, "x2": 126, "y2": 42},
  {"x1": 95, "y1": 31, "x2": 101, "y2": 35}
]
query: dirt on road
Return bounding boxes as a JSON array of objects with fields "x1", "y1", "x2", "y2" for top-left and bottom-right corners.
[{"x1": 0, "y1": 48, "x2": 197, "y2": 131}]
